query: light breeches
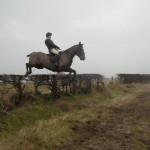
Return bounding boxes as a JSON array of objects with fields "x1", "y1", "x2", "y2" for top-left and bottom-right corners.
[{"x1": 51, "y1": 48, "x2": 59, "y2": 55}]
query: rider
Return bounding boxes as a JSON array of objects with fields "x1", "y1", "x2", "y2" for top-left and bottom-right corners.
[{"x1": 45, "y1": 32, "x2": 60, "y2": 66}]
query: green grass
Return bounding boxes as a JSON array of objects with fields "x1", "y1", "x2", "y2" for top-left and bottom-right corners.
[
  {"x1": 95, "y1": 82, "x2": 135, "y2": 105},
  {"x1": 0, "y1": 102, "x2": 64, "y2": 138}
]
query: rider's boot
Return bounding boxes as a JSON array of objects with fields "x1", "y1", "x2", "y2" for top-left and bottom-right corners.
[{"x1": 54, "y1": 55, "x2": 59, "y2": 69}]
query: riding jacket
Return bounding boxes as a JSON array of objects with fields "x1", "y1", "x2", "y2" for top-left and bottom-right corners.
[{"x1": 45, "y1": 38, "x2": 59, "y2": 51}]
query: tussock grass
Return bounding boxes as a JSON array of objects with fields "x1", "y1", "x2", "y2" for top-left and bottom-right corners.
[
  {"x1": 0, "y1": 102, "x2": 63, "y2": 139},
  {"x1": 0, "y1": 117, "x2": 72, "y2": 150}
]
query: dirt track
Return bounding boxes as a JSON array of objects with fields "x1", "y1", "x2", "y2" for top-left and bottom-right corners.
[{"x1": 61, "y1": 87, "x2": 150, "y2": 150}]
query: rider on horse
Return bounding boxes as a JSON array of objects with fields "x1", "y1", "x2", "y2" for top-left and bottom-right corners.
[{"x1": 45, "y1": 32, "x2": 60, "y2": 67}]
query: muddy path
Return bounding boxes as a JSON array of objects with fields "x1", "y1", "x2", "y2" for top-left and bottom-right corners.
[{"x1": 61, "y1": 89, "x2": 150, "y2": 150}]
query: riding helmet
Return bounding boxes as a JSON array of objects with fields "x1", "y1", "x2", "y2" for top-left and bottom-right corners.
[{"x1": 46, "y1": 32, "x2": 52, "y2": 38}]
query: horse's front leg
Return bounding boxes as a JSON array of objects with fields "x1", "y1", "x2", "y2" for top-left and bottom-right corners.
[
  {"x1": 65, "y1": 68, "x2": 76, "y2": 84},
  {"x1": 69, "y1": 70, "x2": 76, "y2": 76},
  {"x1": 68, "y1": 68, "x2": 76, "y2": 77}
]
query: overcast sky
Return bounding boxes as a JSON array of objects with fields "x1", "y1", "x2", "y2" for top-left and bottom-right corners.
[{"x1": 0, "y1": 0, "x2": 150, "y2": 77}]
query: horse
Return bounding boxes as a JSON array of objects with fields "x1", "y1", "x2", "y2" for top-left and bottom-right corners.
[{"x1": 25, "y1": 42, "x2": 85, "y2": 76}]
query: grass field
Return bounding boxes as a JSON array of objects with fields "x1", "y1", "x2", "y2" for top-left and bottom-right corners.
[{"x1": 0, "y1": 82, "x2": 149, "y2": 150}]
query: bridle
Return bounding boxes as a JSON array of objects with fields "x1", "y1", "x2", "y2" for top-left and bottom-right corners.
[{"x1": 76, "y1": 46, "x2": 84, "y2": 58}]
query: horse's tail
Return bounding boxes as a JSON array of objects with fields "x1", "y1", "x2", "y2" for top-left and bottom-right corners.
[
  {"x1": 27, "y1": 54, "x2": 31, "y2": 57},
  {"x1": 27, "y1": 52, "x2": 35, "y2": 57}
]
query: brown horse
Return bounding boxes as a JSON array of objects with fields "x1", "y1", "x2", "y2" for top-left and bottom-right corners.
[{"x1": 25, "y1": 42, "x2": 85, "y2": 76}]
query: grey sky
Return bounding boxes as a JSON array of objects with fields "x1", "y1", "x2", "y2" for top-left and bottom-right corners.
[{"x1": 0, "y1": 0, "x2": 150, "y2": 77}]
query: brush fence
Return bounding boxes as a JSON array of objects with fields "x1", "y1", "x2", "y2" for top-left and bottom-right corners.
[
  {"x1": 118, "y1": 74, "x2": 150, "y2": 83},
  {"x1": 0, "y1": 74, "x2": 104, "y2": 102}
]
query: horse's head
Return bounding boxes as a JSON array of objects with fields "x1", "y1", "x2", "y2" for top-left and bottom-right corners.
[{"x1": 76, "y1": 42, "x2": 85, "y2": 60}]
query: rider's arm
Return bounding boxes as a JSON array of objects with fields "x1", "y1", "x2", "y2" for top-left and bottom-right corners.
[{"x1": 48, "y1": 39, "x2": 59, "y2": 49}]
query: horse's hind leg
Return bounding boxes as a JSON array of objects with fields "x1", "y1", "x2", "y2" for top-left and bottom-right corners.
[
  {"x1": 25, "y1": 63, "x2": 29, "y2": 76},
  {"x1": 29, "y1": 66, "x2": 32, "y2": 74},
  {"x1": 26, "y1": 63, "x2": 32, "y2": 75}
]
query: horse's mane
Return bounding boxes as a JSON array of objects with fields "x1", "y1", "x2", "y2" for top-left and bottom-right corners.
[{"x1": 64, "y1": 44, "x2": 78, "y2": 52}]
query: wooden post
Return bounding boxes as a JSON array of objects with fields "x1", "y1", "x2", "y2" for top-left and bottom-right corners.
[{"x1": 51, "y1": 75, "x2": 60, "y2": 98}]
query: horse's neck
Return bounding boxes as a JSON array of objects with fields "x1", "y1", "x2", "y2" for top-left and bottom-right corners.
[
  {"x1": 64, "y1": 45, "x2": 77, "y2": 58},
  {"x1": 59, "y1": 45, "x2": 78, "y2": 68}
]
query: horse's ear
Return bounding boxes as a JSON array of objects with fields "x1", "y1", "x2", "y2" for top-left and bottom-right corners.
[{"x1": 79, "y1": 42, "x2": 84, "y2": 45}]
